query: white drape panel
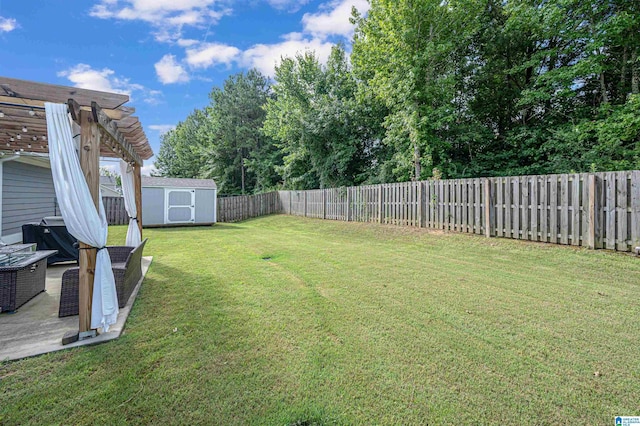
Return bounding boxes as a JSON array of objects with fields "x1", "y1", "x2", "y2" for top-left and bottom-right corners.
[
  {"x1": 119, "y1": 160, "x2": 141, "y2": 246},
  {"x1": 45, "y1": 103, "x2": 119, "y2": 331}
]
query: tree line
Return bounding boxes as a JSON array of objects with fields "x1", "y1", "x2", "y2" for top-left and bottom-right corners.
[{"x1": 155, "y1": 0, "x2": 640, "y2": 195}]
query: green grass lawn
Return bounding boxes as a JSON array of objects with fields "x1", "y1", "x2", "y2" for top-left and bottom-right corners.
[{"x1": 1, "y1": 215, "x2": 640, "y2": 425}]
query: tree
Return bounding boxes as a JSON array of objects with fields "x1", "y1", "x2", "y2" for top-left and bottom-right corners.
[
  {"x1": 263, "y1": 45, "x2": 379, "y2": 189},
  {"x1": 483, "y1": 0, "x2": 640, "y2": 174},
  {"x1": 352, "y1": 0, "x2": 640, "y2": 178},
  {"x1": 352, "y1": 0, "x2": 484, "y2": 180},
  {"x1": 200, "y1": 69, "x2": 280, "y2": 195},
  {"x1": 154, "y1": 109, "x2": 209, "y2": 178}
]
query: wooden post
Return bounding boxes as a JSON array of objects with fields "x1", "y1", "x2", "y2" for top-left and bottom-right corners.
[
  {"x1": 418, "y1": 181, "x2": 423, "y2": 228},
  {"x1": 133, "y1": 162, "x2": 143, "y2": 237},
  {"x1": 78, "y1": 109, "x2": 100, "y2": 335},
  {"x1": 378, "y1": 185, "x2": 383, "y2": 224},
  {"x1": 561, "y1": 174, "x2": 570, "y2": 245},
  {"x1": 322, "y1": 189, "x2": 327, "y2": 220},
  {"x1": 304, "y1": 191, "x2": 307, "y2": 217},
  {"x1": 587, "y1": 174, "x2": 597, "y2": 249},
  {"x1": 571, "y1": 174, "x2": 581, "y2": 246},
  {"x1": 484, "y1": 178, "x2": 492, "y2": 238},
  {"x1": 632, "y1": 171, "x2": 640, "y2": 251},
  {"x1": 616, "y1": 172, "x2": 628, "y2": 251},
  {"x1": 346, "y1": 188, "x2": 352, "y2": 222}
]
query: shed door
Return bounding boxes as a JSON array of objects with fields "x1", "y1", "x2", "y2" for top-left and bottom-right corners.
[{"x1": 165, "y1": 189, "x2": 195, "y2": 224}]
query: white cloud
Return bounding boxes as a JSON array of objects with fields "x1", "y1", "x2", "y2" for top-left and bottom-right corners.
[
  {"x1": 265, "y1": 0, "x2": 311, "y2": 11},
  {"x1": 148, "y1": 124, "x2": 176, "y2": 135},
  {"x1": 166, "y1": 10, "x2": 205, "y2": 26},
  {"x1": 89, "y1": 0, "x2": 230, "y2": 43},
  {"x1": 58, "y1": 64, "x2": 133, "y2": 94},
  {"x1": 302, "y1": 0, "x2": 369, "y2": 39},
  {"x1": 177, "y1": 38, "x2": 199, "y2": 47},
  {"x1": 58, "y1": 63, "x2": 163, "y2": 105},
  {"x1": 101, "y1": 158, "x2": 157, "y2": 178},
  {"x1": 144, "y1": 90, "x2": 164, "y2": 105},
  {"x1": 99, "y1": 162, "x2": 119, "y2": 176},
  {"x1": 87, "y1": 0, "x2": 368, "y2": 85},
  {"x1": 185, "y1": 42, "x2": 241, "y2": 69},
  {"x1": 152, "y1": 27, "x2": 184, "y2": 44},
  {"x1": 0, "y1": 16, "x2": 18, "y2": 33},
  {"x1": 242, "y1": 35, "x2": 335, "y2": 77},
  {"x1": 215, "y1": 0, "x2": 369, "y2": 76},
  {"x1": 141, "y1": 163, "x2": 158, "y2": 176},
  {"x1": 158, "y1": 33, "x2": 334, "y2": 79},
  {"x1": 90, "y1": 0, "x2": 216, "y2": 21},
  {"x1": 155, "y1": 54, "x2": 190, "y2": 84}
]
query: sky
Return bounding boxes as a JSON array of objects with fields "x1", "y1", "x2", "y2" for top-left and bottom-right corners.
[{"x1": 0, "y1": 0, "x2": 369, "y2": 175}]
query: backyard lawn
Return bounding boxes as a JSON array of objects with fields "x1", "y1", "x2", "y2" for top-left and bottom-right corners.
[{"x1": 1, "y1": 215, "x2": 640, "y2": 424}]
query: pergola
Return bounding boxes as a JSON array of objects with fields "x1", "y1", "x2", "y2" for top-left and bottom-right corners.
[{"x1": 0, "y1": 76, "x2": 153, "y2": 340}]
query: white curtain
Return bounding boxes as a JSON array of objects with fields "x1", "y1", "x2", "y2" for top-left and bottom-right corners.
[
  {"x1": 45, "y1": 103, "x2": 119, "y2": 331},
  {"x1": 119, "y1": 160, "x2": 141, "y2": 246}
]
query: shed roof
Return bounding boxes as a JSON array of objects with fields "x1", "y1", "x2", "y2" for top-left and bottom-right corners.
[
  {"x1": 100, "y1": 185, "x2": 122, "y2": 197},
  {"x1": 100, "y1": 175, "x2": 118, "y2": 186},
  {"x1": 142, "y1": 176, "x2": 217, "y2": 189}
]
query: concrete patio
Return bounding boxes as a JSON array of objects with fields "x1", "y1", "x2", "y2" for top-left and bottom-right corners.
[{"x1": 0, "y1": 256, "x2": 152, "y2": 362}]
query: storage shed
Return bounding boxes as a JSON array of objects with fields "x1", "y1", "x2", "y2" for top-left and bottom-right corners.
[{"x1": 141, "y1": 177, "x2": 217, "y2": 227}]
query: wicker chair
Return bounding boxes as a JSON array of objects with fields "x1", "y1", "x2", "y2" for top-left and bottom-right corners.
[{"x1": 58, "y1": 239, "x2": 147, "y2": 317}]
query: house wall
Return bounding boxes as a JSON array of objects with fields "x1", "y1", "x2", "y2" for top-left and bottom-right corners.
[
  {"x1": 2, "y1": 160, "x2": 56, "y2": 242},
  {"x1": 141, "y1": 187, "x2": 165, "y2": 226},
  {"x1": 195, "y1": 189, "x2": 216, "y2": 224}
]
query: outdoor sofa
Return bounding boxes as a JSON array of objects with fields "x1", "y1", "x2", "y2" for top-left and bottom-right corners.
[{"x1": 58, "y1": 239, "x2": 147, "y2": 317}]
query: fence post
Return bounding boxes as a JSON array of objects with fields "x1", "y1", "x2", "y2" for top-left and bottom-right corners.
[
  {"x1": 378, "y1": 185, "x2": 383, "y2": 224},
  {"x1": 587, "y1": 174, "x2": 597, "y2": 249},
  {"x1": 322, "y1": 189, "x2": 327, "y2": 220},
  {"x1": 418, "y1": 181, "x2": 423, "y2": 228},
  {"x1": 304, "y1": 191, "x2": 307, "y2": 217},
  {"x1": 632, "y1": 171, "x2": 640, "y2": 251},
  {"x1": 347, "y1": 188, "x2": 352, "y2": 222},
  {"x1": 484, "y1": 178, "x2": 492, "y2": 238}
]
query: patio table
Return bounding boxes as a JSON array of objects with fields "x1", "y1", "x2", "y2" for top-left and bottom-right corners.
[
  {"x1": 0, "y1": 243, "x2": 36, "y2": 255},
  {"x1": 0, "y1": 249, "x2": 57, "y2": 312}
]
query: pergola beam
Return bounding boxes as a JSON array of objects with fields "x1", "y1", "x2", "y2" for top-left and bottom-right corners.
[
  {"x1": 68, "y1": 98, "x2": 139, "y2": 164},
  {"x1": 119, "y1": 128, "x2": 145, "y2": 141},
  {"x1": 114, "y1": 116, "x2": 139, "y2": 127},
  {"x1": 0, "y1": 95, "x2": 134, "y2": 120},
  {"x1": 0, "y1": 100, "x2": 151, "y2": 160},
  {"x1": 1, "y1": 76, "x2": 129, "y2": 109},
  {"x1": 90, "y1": 101, "x2": 143, "y2": 165}
]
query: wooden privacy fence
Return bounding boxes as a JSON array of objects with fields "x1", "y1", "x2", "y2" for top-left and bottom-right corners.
[
  {"x1": 217, "y1": 192, "x2": 280, "y2": 223},
  {"x1": 102, "y1": 196, "x2": 128, "y2": 225},
  {"x1": 57, "y1": 196, "x2": 128, "y2": 225},
  {"x1": 98, "y1": 171, "x2": 640, "y2": 252},
  {"x1": 279, "y1": 171, "x2": 640, "y2": 252},
  {"x1": 101, "y1": 192, "x2": 282, "y2": 225}
]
